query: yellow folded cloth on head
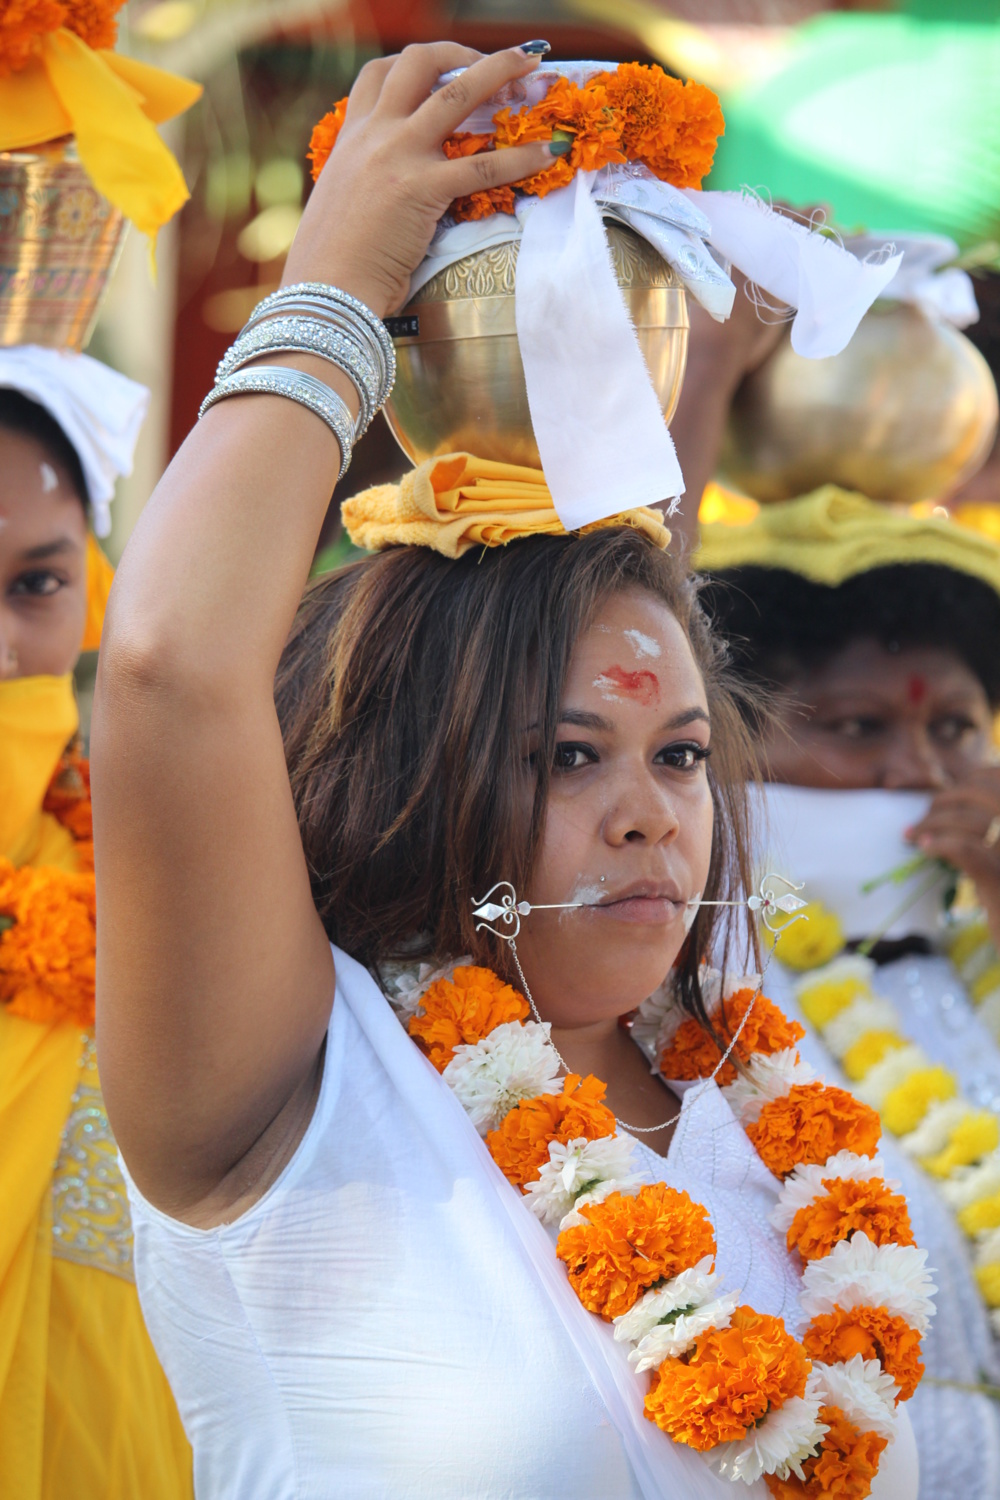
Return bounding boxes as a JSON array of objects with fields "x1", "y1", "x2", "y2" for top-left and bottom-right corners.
[
  {"x1": 341, "y1": 453, "x2": 671, "y2": 558},
  {"x1": 695, "y1": 485, "x2": 1000, "y2": 597}
]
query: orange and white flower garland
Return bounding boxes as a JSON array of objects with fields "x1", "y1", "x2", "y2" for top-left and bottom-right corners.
[{"x1": 391, "y1": 962, "x2": 935, "y2": 1495}]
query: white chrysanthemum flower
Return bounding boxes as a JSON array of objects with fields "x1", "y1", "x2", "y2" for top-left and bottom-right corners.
[
  {"x1": 709, "y1": 1393, "x2": 826, "y2": 1484},
  {"x1": 522, "y1": 1133, "x2": 639, "y2": 1226},
  {"x1": 721, "y1": 1049, "x2": 816, "y2": 1125},
  {"x1": 613, "y1": 1256, "x2": 720, "y2": 1343},
  {"x1": 443, "y1": 1021, "x2": 561, "y2": 1134},
  {"x1": 632, "y1": 981, "x2": 679, "y2": 1057},
  {"x1": 792, "y1": 952, "x2": 875, "y2": 1001},
  {"x1": 854, "y1": 1044, "x2": 928, "y2": 1109},
  {"x1": 771, "y1": 1152, "x2": 893, "y2": 1235},
  {"x1": 974, "y1": 1227, "x2": 1000, "y2": 1267},
  {"x1": 629, "y1": 1292, "x2": 739, "y2": 1370},
  {"x1": 939, "y1": 1150, "x2": 1000, "y2": 1211},
  {"x1": 900, "y1": 1098, "x2": 975, "y2": 1158},
  {"x1": 385, "y1": 955, "x2": 473, "y2": 1022},
  {"x1": 823, "y1": 996, "x2": 901, "y2": 1059},
  {"x1": 557, "y1": 1176, "x2": 645, "y2": 1231},
  {"x1": 809, "y1": 1357, "x2": 899, "y2": 1440},
  {"x1": 800, "y1": 1233, "x2": 937, "y2": 1334}
]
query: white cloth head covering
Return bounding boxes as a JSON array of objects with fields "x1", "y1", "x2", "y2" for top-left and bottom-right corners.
[{"x1": 0, "y1": 345, "x2": 149, "y2": 537}]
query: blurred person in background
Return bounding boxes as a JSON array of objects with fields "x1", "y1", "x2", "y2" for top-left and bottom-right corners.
[{"x1": 0, "y1": 352, "x2": 193, "y2": 1498}]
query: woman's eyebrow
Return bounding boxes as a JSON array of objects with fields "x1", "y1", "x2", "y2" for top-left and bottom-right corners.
[
  {"x1": 662, "y1": 707, "x2": 711, "y2": 730},
  {"x1": 19, "y1": 537, "x2": 79, "y2": 562}
]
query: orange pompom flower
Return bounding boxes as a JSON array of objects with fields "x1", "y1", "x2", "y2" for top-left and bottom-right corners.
[
  {"x1": 659, "y1": 991, "x2": 805, "y2": 1087},
  {"x1": 556, "y1": 1183, "x2": 716, "y2": 1319},
  {"x1": 0, "y1": 858, "x2": 96, "y2": 1027},
  {"x1": 62, "y1": 0, "x2": 126, "y2": 49},
  {"x1": 764, "y1": 1405, "x2": 888, "y2": 1500},
  {"x1": 43, "y1": 746, "x2": 93, "y2": 869},
  {"x1": 645, "y1": 1306, "x2": 810, "y2": 1449},
  {"x1": 494, "y1": 75, "x2": 625, "y2": 200},
  {"x1": 787, "y1": 1177, "x2": 916, "y2": 1263},
  {"x1": 803, "y1": 1307, "x2": 924, "y2": 1402},
  {"x1": 487, "y1": 1072, "x2": 616, "y2": 1187},
  {"x1": 0, "y1": 0, "x2": 124, "y2": 75},
  {"x1": 308, "y1": 97, "x2": 348, "y2": 182},
  {"x1": 408, "y1": 965, "x2": 528, "y2": 1071},
  {"x1": 442, "y1": 133, "x2": 517, "y2": 223},
  {"x1": 747, "y1": 1083, "x2": 882, "y2": 1180}
]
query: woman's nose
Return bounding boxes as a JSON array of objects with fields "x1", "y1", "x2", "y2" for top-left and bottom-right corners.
[
  {"x1": 603, "y1": 769, "x2": 681, "y2": 845},
  {"x1": 0, "y1": 616, "x2": 19, "y2": 680}
]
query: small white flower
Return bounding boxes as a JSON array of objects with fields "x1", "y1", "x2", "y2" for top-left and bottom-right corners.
[
  {"x1": 771, "y1": 1152, "x2": 894, "y2": 1236},
  {"x1": 722, "y1": 1049, "x2": 816, "y2": 1125},
  {"x1": 628, "y1": 1292, "x2": 739, "y2": 1370},
  {"x1": 809, "y1": 1357, "x2": 899, "y2": 1440},
  {"x1": 709, "y1": 1392, "x2": 826, "y2": 1484},
  {"x1": 823, "y1": 996, "x2": 901, "y2": 1059},
  {"x1": 443, "y1": 1021, "x2": 561, "y2": 1134},
  {"x1": 854, "y1": 1044, "x2": 928, "y2": 1110},
  {"x1": 385, "y1": 955, "x2": 472, "y2": 1022},
  {"x1": 632, "y1": 982, "x2": 679, "y2": 1058},
  {"x1": 522, "y1": 1133, "x2": 639, "y2": 1226},
  {"x1": 800, "y1": 1233, "x2": 937, "y2": 1334},
  {"x1": 613, "y1": 1256, "x2": 721, "y2": 1343},
  {"x1": 939, "y1": 1150, "x2": 1000, "y2": 1211},
  {"x1": 792, "y1": 952, "x2": 875, "y2": 1003},
  {"x1": 900, "y1": 1098, "x2": 975, "y2": 1158},
  {"x1": 557, "y1": 1176, "x2": 645, "y2": 1230}
]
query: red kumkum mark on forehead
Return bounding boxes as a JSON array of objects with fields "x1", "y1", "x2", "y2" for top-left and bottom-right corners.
[
  {"x1": 907, "y1": 674, "x2": 928, "y2": 705},
  {"x1": 593, "y1": 665, "x2": 660, "y2": 706}
]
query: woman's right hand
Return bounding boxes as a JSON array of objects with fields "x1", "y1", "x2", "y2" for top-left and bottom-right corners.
[{"x1": 284, "y1": 43, "x2": 559, "y2": 317}]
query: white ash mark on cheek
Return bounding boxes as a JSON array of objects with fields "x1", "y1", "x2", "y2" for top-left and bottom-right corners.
[
  {"x1": 682, "y1": 893, "x2": 702, "y2": 934},
  {"x1": 568, "y1": 878, "x2": 604, "y2": 908},
  {"x1": 40, "y1": 462, "x2": 59, "y2": 494},
  {"x1": 623, "y1": 628, "x2": 661, "y2": 660}
]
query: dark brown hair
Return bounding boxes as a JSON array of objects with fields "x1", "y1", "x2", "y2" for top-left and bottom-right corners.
[{"x1": 275, "y1": 528, "x2": 762, "y2": 1027}]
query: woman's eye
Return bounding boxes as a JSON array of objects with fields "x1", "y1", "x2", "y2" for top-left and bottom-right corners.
[
  {"x1": 553, "y1": 742, "x2": 597, "y2": 771},
  {"x1": 826, "y1": 716, "x2": 885, "y2": 741},
  {"x1": 658, "y1": 741, "x2": 710, "y2": 771},
  {"x1": 9, "y1": 570, "x2": 65, "y2": 598},
  {"x1": 932, "y1": 714, "x2": 978, "y2": 745}
]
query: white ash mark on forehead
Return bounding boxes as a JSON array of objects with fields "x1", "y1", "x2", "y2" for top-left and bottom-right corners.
[
  {"x1": 623, "y1": 629, "x2": 661, "y2": 659},
  {"x1": 40, "y1": 462, "x2": 59, "y2": 493}
]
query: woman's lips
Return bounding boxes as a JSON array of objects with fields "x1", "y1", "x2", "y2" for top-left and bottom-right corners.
[{"x1": 587, "y1": 894, "x2": 684, "y2": 925}]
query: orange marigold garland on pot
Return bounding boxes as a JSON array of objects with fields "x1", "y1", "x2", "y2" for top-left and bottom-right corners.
[
  {"x1": 0, "y1": 0, "x2": 125, "y2": 76},
  {"x1": 0, "y1": 745, "x2": 96, "y2": 1026},
  {"x1": 631, "y1": 967, "x2": 936, "y2": 1492},
  {"x1": 397, "y1": 957, "x2": 933, "y2": 1489},
  {"x1": 307, "y1": 61, "x2": 723, "y2": 222}
]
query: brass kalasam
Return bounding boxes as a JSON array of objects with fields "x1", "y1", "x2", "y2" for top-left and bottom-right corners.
[
  {"x1": 382, "y1": 223, "x2": 688, "y2": 468},
  {"x1": 0, "y1": 142, "x2": 126, "y2": 352},
  {"x1": 721, "y1": 303, "x2": 999, "y2": 506}
]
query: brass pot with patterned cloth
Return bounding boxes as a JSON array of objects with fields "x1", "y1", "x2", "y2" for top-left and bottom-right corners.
[
  {"x1": 720, "y1": 303, "x2": 999, "y2": 506},
  {"x1": 383, "y1": 223, "x2": 689, "y2": 469},
  {"x1": 0, "y1": 141, "x2": 126, "y2": 352}
]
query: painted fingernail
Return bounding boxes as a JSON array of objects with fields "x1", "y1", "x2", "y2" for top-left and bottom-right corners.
[
  {"x1": 519, "y1": 39, "x2": 551, "y2": 55},
  {"x1": 547, "y1": 130, "x2": 572, "y2": 156}
]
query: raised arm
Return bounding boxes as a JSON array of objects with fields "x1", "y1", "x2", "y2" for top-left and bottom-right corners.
[{"x1": 92, "y1": 44, "x2": 556, "y2": 1223}]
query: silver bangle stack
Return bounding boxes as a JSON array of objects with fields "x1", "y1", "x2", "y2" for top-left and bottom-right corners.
[{"x1": 197, "y1": 282, "x2": 396, "y2": 483}]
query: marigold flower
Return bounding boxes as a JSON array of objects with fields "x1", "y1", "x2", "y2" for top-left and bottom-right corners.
[
  {"x1": 557, "y1": 1182, "x2": 716, "y2": 1319},
  {"x1": 881, "y1": 1065, "x2": 956, "y2": 1136},
  {"x1": 787, "y1": 1177, "x2": 915, "y2": 1263},
  {"x1": 747, "y1": 1083, "x2": 881, "y2": 1180},
  {"x1": 764, "y1": 1405, "x2": 888, "y2": 1500},
  {"x1": 0, "y1": 0, "x2": 124, "y2": 74},
  {"x1": 42, "y1": 746, "x2": 93, "y2": 868},
  {"x1": 644, "y1": 1306, "x2": 809, "y2": 1449},
  {"x1": 595, "y1": 67, "x2": 723, "y2": 189},
  {"x1": 308, "y1": 98, "x2": 348, "y2": 182},
  {"x1": 803, "y1": 1307, "x2": 924, "y2": 1401},
  {"x1": 486, "y1": 1072, "x2": 615, "y2": 1186},
  {"x1": 408, "y1": 965, "x2": 528, "y2": 1071},
  {"x1": 0, "y1": 858, "x2": 96, "y2": 1026},
  {"x1": 659, "y1": 991, "x2": 804, "y2": 1087}
]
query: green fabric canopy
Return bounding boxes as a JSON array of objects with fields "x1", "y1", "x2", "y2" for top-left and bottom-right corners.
[{"x1": 708, "y1": 12, "x2": 1000, "y2": 249}]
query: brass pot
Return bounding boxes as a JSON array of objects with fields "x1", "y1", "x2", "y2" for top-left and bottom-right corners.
[
  {"x1": 0, "y1": 141, "x2": 126, "y2": 352},
  {"x1": 382, "y1": 223, "x2": 689, "y2": 468},
  {"x1": 720, "y1": 303, "x2": 999, "y2": 505}
]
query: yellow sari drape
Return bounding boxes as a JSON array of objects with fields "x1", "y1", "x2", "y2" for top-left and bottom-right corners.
[{"x1": 0, "y1": 677, "x2": 192, "y2": 1498}]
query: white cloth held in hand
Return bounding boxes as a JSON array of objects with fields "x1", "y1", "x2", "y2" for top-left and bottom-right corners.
[{"x1": 0, "y1": 345, "x2": 149, "y2": 536}]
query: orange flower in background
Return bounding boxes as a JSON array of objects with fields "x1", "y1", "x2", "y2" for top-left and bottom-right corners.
[
  {"x1": 308, "y1": 97, "x2": 348, "y2": 181},
  {"x1": 659, "y1": 991, "x2": 805, "y2": 1087},
  {"x1": 43, "y1": 746, "x2": 93, "y2": 869},
  {"x1": 787, "y1": 1177, "x2": 915, "y2": 1262},
  {"x1": 408, "y1": 965, "x2": 528, "y2": 1071},
  {"x1": 747, "y1": 1083, "x2": 882, "y2": 1179},
  {"x1": 557, "y1": 1183, "x2": 716, "y2": 1319},
  {"x1": 645, "y1": 1306, "x2": 809, "y2": 1449},
  {"x1": 62, "y1": 0, "x2": 125, "y2": 49},
  {"x1": 0, "y1": 0, "x2": 124, "y2": 74},
  {"x1": 0, "y1": 858, "x2": 96, "y2": 1027},
  {"x1": 593, "y1": 62, "x2": 683, "y2": 165},
  {"x1": 647, "y1": 79, "x2": 725, "y2": 190},
  {"x1": 487, "y1": 1072, "x2": 616, "y2": 1186},
  {"x1": 765, "y1": 1405, "x2": 887, "y2": 1500},
  {"x1": 804, "y1": 1306, "x2": 923, "y2": 1402}
]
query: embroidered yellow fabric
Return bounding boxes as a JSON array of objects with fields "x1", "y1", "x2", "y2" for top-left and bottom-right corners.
[
  {"x1": 51, "y1": 1033, "x2": 134, "y2": 1281},
  {"x1": 341, "y1": 452, "x2": 671, "y2": 558}
]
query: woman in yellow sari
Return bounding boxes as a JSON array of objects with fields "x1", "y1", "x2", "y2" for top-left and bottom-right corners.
[{"x1": 0, "y1": 359, "x2": 192, "y2": 1497}]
